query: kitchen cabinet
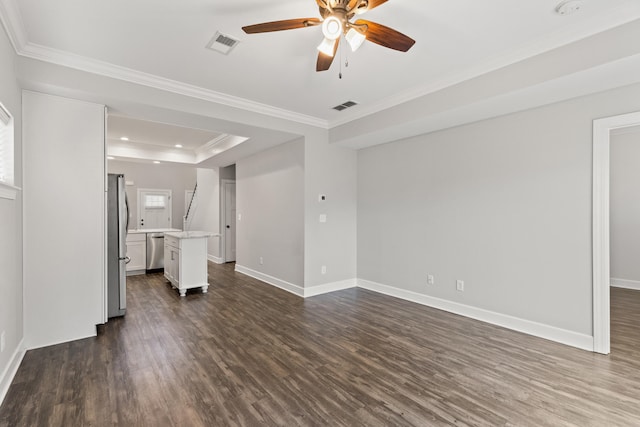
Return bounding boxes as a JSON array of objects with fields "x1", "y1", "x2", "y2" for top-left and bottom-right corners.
[
  {"x1": 125, "y1": 233, "x2": 146, "y2": 275},
  {"x1": 164, "y1": 231, "x2": 212, "y2": 297}
]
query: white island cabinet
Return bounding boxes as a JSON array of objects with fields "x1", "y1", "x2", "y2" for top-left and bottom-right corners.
[{"x1": 164, "y1": 231, "x2": 213, "y2": 296}]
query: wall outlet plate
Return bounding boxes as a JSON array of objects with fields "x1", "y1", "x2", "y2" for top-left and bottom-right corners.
[
  {"x1": 456, "y1": 280, "x2": 464, "y2": 292},
  {"x1": 0, "y1": 331, "x2": 5, "y2": 352},
  {"x1": 427, "y1": 275, "x2": 434, "y2": 285}
]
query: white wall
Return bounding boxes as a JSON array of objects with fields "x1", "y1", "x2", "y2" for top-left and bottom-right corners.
[
  {"x1": 107, "y1": 160, "x2": 196, "y2": 230},
  {"x1": 358, "y1": 82, "x2": 640, "y2": 344},
  {"x1": 189, "y1": 167, "x2": 222, "y2": 261},
  {"x1": 23, "y1": 91, "x2": 105, "y2": 349},
  {"x1": 236, "y1": 139, "x2": 305, "y2": 290},
  {"x1": 0, "y1": 24, "x2": 24, "y2": 403},
  {"x1": 611, "y1": 129, "x2": 640, "y2": 285},
  {"x1": 304, "y1": 131, "x2": 357, "y2": 290}
]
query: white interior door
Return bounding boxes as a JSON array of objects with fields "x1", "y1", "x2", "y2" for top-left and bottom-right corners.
[
  {"x1": 138, "y1": 189, "x2": 172, "y2": 230},
  {"x1": 223, "y1": 182, "x2": 236, "y2": 262}
]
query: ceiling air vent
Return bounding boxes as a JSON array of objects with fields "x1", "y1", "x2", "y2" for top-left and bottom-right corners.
[
  {"x1": 206, "y1": 32, "x2": 241, "y2": 55},
  {"x1": 332, "y1": 100, "x2": 358, "y2": 112}
]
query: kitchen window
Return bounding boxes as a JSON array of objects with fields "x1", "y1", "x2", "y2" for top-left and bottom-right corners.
[
  {"x1": 0, "y1": 101, "x2": 16, "y2": 200},
  {"x1": 144, "y1": 194, "x2": 166, "y2": 209}
]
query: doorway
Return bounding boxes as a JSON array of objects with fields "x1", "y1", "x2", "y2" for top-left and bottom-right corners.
[
  {"x1": 221, "y1": 180, "x2": 236, "y2": 262},
  {"x1": 137, "y1": 188, "x2": 172, "y2": 230},
  {"x1": 592, "y1": 111, "x2": 640, "y2": 354}
]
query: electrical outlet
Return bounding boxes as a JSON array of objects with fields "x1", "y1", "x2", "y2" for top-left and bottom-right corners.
[
  {"x1": 321, "y1": 265, "x2": 327, "y2": 275},
  {"x1": 456, "y1": 280, "x2": 464, "y2": 292},
  {"x1": 259, "y1": 257, "x2": 264, "y2": 265},
  {"x1": 1, "y1": 331, "x2": 5, "y2": 352},
  {"x1": 427, "y1": 275, "x2": 435, "y2": 285}
]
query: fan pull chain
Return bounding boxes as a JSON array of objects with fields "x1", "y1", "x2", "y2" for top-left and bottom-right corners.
[{"x1": 339, "y1": 37, "x2": 343, "y2": 79}]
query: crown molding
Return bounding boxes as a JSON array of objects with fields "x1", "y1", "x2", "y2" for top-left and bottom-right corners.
[
  {"x1": 0, "y1": 0, "x2": 27, "y2": 52},
  {"x1": 0, "y1": 0, "x2": 328, "y2": 129},
  {"x1": 18, "y1": 42, "x2": 329, "y2": 129},
  {"x1": 328, "y1": 2, "x2": 640, "y2": 128}
]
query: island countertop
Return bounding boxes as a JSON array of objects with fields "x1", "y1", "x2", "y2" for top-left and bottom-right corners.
[
  {"x1": 128, "y1": 228, "x2": 182, "y2": 234},
  {"x1": 164, "y1": 231, "x2": 218, "y2": 239}
]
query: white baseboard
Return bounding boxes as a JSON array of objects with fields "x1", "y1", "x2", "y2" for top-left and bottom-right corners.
[
  {"x1": 0, "y1": 339, "x2": 26, "y2": 407},
  {"x1": 357, "y1": 279, "x2": 594, "y2": 352},
  {"x1": 226, "y1": 267, "x2": 594, "y2": 351},
  {"x1": 208, "y1": 254, "x2": 224, "y2": 265},
  {"x1": 611, "y1": 278, "x2": 640, "y2": 290},
  {"x1": 235, "y1": 264, "x2": 305, "y2": 297},
  {"x1": 304, "y1": 279, "x2": 357, "y2": 298}
]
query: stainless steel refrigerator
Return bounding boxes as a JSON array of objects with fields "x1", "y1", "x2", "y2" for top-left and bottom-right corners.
[{"x1": 107, "y1": 173, "x2": 129, "y2": 318}]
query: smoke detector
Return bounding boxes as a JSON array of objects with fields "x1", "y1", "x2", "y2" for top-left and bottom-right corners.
[{"x1": 555, "y1": 0, "x2": 583, "y2": 15}]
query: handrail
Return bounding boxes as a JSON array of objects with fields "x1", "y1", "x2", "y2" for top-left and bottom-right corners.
[{"x1": 184, "y1": 182, "x2": 197, "y2": 221}]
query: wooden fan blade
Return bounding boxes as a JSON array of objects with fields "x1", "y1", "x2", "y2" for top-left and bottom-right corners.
[
  {"x1": 242, "y1": 18, "x2": 321, "y2": 34},
  {"x1": 316, "y1": 39, "x2": 339, "y2": 71},
  {"x1": 354, "y1": 19, "x2": 415, "y2": 52}
]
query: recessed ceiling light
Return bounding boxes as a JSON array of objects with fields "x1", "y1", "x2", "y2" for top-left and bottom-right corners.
[
  {"x1": 153, "y1": 161, "x2": 161, "y2": 164},
  {"x1": 175, "y1": 144, "x2": 183, "y2": 148},
  {"x1": 120, "y1": 136, "x2": 129, "y2": 141},
  {"x1": 107, "y1": 156, "x2": 115, "y2": 160}
]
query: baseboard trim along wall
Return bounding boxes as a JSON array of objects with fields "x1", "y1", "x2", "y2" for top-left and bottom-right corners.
[
  {"x1": 304, "y1": 279, "x2": 357, "y2": 298},
  {"x1": 208, "y1": 255, "x2": 224, "y2": 265},
  {"x1": 231, "y1": 268, "x2": 594, "y2": 352},
  {"x1": 611, "y1": 278, "x2": 640, "y2": 290},
  {"x1": 357, "y1": 279, "x2": 594, "y2": 352},
  {"x1": 235, "y1": 264, "x2": 305, "y2": 297},
  {"x1": 0, "y1": 339, "x2": 26, "y2": 407}
]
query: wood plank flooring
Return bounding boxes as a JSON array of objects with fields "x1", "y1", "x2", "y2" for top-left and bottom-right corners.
[{"x1": 2, "y1": 263, "x2": 640, "y2": 426}]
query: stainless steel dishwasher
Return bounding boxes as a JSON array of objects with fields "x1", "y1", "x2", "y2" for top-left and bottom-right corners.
[{"x1": 146, "y1": 233, "x2": 165, "y2": 271}]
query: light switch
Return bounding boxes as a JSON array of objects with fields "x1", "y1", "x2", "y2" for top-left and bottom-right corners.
[
  {"x1": 319, "y1": 214, "x2": 327, "y2": 223},
  {"x1": 237, "y1": 213, "x2": 242, "y2": 221}
]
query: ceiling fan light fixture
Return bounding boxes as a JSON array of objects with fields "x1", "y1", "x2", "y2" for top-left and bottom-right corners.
[
  {"x1": 317, "y1": 37, "x2": 336, "y2": 57},
  {"x1": 322, "y1": 16, "x2": 343, "y2": 40},
  {"x1": 345, "y1": 28, "x2": 366, "y2": 51}
]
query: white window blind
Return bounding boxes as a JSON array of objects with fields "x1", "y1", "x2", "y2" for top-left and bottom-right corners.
[
  {"x1": 0, "y1": 102, "x2": 14, "y2": 186},
  {"x1": 145, "y1": 194, "x2": 166, "y2": 209}
]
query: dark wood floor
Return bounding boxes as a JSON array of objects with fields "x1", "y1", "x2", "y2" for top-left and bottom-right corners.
[{"x1": 2, "y1": 264, "x2": 640, "y2": 426}]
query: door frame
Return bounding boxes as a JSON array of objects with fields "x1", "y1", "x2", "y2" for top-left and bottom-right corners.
[
  {"x1": 220, "y1": 179, "x2": 236, "y2": 262},
  {"x1": 136, "y1": 188, "x2": 172, "y2": 230},
  {"x1": 592, "y1": 110, "x2": 640, "y2": 354}
]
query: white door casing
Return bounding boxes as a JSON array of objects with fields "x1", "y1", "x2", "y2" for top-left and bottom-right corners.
[
  {"x1": 137, "y1": 188, "x2": 172, "y2": 230},
  {"x1": 222, "y1": 180, "x2": 236, "y2": 262},
  {"x1": 592, "y1": 110, "x2": 640, "y2": 355}
]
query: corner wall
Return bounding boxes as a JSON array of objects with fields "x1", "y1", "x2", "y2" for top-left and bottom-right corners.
[
  {"x1": 610, "y1": 129, "x2": 640, "y2": 287},
  {"x1": 357, "y1": 82, "x2": 640, "y2": 349},
  {"x1": 0, "y1": 23, "x2": 24, "y2": 404},
  {"x1": 303, "y1": 130, "x2": 357, "y2": 294},
  {"x1": 235, "y1": 139, "x2": 305, "y2": 293}
]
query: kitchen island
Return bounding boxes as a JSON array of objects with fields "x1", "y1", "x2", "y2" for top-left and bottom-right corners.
[
  {"x1": 164, "y1": 231, "x2": 214, "y2": 296},
  {"x1": 125, "y1": 228, "x2": 182, "y2": 275}
]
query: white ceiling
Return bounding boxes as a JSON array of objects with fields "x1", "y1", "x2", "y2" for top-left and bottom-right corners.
[{"x1": 4, "y1": 0, "x2": 640, "y2": 164}]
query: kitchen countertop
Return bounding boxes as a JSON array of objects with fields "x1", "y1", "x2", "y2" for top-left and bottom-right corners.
[
  {"x1": 164, "y1": 231, "x2": 218, "y2": 239},
  {"x1": 128, "y1": 228, "x2": 182, "y2": 234}
]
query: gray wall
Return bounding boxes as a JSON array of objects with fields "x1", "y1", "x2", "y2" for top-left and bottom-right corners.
[
  {"x1": 611, "y1": 130, "x2": 640, "y2": 283},
  {"x1": 23, "y1": 91, "x2": 105, "y2": 348},
  {"x1": 358, "y1": 82, "x2": 640, "y2": 337},
  {"x1": 189, "y1": 168, "x2": 221, "y2": 259},
  {"x1": 108, "y1": 160, "x2": 197, "y2": 230},
  {"x1": 304, "y1": 131, "x2": 357, "y2": 287},
  {"x1": 0, "y1": 23, "x2": 23, "y2": 394},
  {"x1": 236, "y1": 139, "x2": 305, "y2": 287}
]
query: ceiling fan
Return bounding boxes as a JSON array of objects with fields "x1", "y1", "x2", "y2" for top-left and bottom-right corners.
[{"x1": 242, "y1": 0, "x2": 415, "y2": 72}]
